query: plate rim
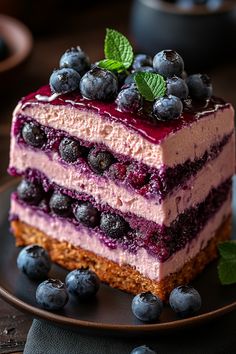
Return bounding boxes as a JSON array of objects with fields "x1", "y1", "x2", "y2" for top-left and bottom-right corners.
[{"x1": 0, "y1": 178, "x2": 236, "y2": 335}]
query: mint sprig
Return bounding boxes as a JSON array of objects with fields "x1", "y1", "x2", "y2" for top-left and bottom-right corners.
[
  {"x1": 218, "y1": 241, "x2": 236, "y2": 285},
  {"x1": 98, "y1": 28, "x2": 133, "y2": 72},
  {"x1": 98, "y1": 59, "x2": 125, "y2": 73},
  {"x1": 134, "y1": 72, "x2": 166, "y2": 102}
]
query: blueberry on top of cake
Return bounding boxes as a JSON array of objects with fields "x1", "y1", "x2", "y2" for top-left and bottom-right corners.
[{"x1": 9, "y1": 29, "x2": 235, "y2": 300}]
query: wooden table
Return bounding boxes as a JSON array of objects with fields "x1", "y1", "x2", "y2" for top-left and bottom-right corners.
[{"x1": 0, "y1": 1, "x2": 236, "y2": 352}]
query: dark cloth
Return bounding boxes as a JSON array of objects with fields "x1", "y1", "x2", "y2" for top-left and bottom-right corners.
[{"x1": 24, "y1": 310, "x2": 236, "y2": 354}]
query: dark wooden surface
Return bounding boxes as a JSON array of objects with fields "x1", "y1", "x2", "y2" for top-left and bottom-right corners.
[{"x1": 0, "y1": 1, "x2": 236, "y2": 353}]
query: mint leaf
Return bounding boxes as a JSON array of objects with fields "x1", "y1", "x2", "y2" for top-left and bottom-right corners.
[
  {"x1": 134, "y1": 72, "x2": 166, "y2": 101},
  {"x1": 105, "y1": 29, "x2": 133, "y2": 69},
  {"x1": 98, "y1": 59, "x2": 125, "y2": 73},
  {"x1": 218, "y1": 241, "x2": 236, "y2": 285}
]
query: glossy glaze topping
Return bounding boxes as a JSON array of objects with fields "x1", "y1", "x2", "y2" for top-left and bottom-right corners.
[{"x1": 21, "y1": 85, "x2": 229, "y2": 144}]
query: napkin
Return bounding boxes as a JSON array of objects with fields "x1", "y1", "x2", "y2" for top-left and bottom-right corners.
[{"x1": 24, "y1": 310, "x2": 236, "y2": 354}]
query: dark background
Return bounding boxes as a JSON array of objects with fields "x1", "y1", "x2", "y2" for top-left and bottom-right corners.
[{"x1": 0, "y1": 0, "x2": 236, "y2": 352}]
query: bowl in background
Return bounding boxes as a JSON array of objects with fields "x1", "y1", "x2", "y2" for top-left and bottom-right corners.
[
  {"x1": 130, "y1": 0, "x2": 236, "y2": 71},
  {"x1": 0, "y1": 14, "x2": 33, "y2": 78}
]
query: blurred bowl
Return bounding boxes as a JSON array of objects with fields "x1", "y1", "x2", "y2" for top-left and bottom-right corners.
[
  {"x1": 131, "y1": 0, "x2": 236, "y2": 71},
  {"x1": 0, "y1": 14, "x2": 33, "y2": 75}
]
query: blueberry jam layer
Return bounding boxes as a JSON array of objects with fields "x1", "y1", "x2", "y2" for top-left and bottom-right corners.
[
  {"x1": 13, "y1": 172, "x2": 232, "y2": 262},
  {"x1": 21, "y1": 85, "x2": 229, "y2": 145},
  {"x1": 13, "y1": 115, "x2": 233, "y2": 201}
]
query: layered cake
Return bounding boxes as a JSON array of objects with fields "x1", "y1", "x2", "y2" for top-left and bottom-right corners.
[{"x1": 8, "y1": 30, "x2": 235, "y2": 300}]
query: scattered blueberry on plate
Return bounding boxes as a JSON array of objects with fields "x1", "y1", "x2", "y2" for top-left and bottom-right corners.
[
  {"x1": 36, "y1": 279, "x2": 68, "y2": 310},
  {"x1": 17, "y1": 245, "x2": 51, "y2": 279},
  {"x1": 132, "y1": 292, "x2": 163, "y2": 322},
  {"x1": 65, "y1": 268, "x2": 100, "y2": 299},
  {"x1": 169, "y1": 285, "x2": 202, "y2": 318},
  {"x1": 130, "y1": 345, "x2": 157, "y2": 354}
]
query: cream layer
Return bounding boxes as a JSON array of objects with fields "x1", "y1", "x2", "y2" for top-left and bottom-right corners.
[
  {"x1": 14, "y1": 102, "x2": 234, "y2": 169},
  {"x1": 9, "y1": 135, "x2": 235, "y2": 226},
  {"x1": 10, "y1": 197, "x2": 231, "y2": 281}
]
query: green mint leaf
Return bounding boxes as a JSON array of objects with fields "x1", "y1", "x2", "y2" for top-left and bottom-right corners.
[
  {"x1": 218, "y1": 241, "x2": 236, "y2": 285},
  {"x1": 218, "y1": 258, "x2": 236, "y2": 285},
  {"x1": 134, "y1": 72, "x2": 166, "y2": 101},
  {"x1": 98, "y1": 59, "x2": 125, "y2": 73},
  {"x1": 218, "y1": 241, "x2": 236, "y2": 259},
  {"x1": 105, "y1": 28, "x2": 133, "y2": 69}
]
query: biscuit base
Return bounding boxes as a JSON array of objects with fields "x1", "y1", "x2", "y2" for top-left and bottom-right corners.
[{"x1": 11, "y1": 216, "x2": 231, "y2": 301}]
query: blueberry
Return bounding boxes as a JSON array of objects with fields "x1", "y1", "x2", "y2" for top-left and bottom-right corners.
[
  {"x1": 0, "y1": 37, "x2": 9, "y2": 60},
  {"x1": 17, "y1": 179, "x2": 43, "y2": 205},
  {"x1": 80, "y1": 67, "x2": 118, "y2": 101},
  {"x1": 132, "y1": 54, "x2": 153, "y2": 71},
  {"x1": 59, "y1": 47, "x2": 90, "y2": 76},
  {"x1": 186, "y1": 74, "x2": 213, "y2": 100},
  {"x1": 130, "y1": 345, "x2": 157, "y2": 354},
  {"x1": 49, "y1": 68, "x2": 81, "y2": 94},
  {"x1": 166, "y1": 76, "x2": 189, "y2": 100},
  {"x1": 22, "y1": 122, "x2": 46, "y2": 148},
  {"x1": 153, "y1": 95, "x2": 183, "y2": 121},
  {"x1": 65, "y1": 268, "x2": 100, "y2": 299},
  {"x1": 17, "y1": 245, "x2": 51, "y2": 279},
  {"x1": 49, "y1": 192, "x2": 72, "y2": 217},
  {"x1": 153, "y1": 50, "x2": 184, "y2": 78},
  {"x1": 132, "y1": 292, "x2": 163, "y2": 322},
  {"x1": 169, "y1": 285, "x2": 202, "y2": 318},
  {"x1": 116, "y1": 87, "x2": 143, "y2": 113},
  {"x1": 36, "y1": 279, "x2": 68, "y2": 311},
  {"x1": 124, "y1": 73, "x2": 136, "y2": 85},
  {"x1": 74, "y1": 202, "x2": 100, "y2": 228},
  {"x1": 59, "y1": 137, "x2": 81, "y2": 163},
  {"x1": 88, "y1": 148, "x2": 114, "y2": 175},
  {"x1": 136, "y1": 66, "x2": 155, "y2": 73},
  {"x1": 100, "y1": 212, "x2": 129, "y2": 238}
]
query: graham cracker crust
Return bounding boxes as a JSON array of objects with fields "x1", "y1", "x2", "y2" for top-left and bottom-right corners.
[{"x1": 11, "y1": 216, "x2": 231, "y2": 301}]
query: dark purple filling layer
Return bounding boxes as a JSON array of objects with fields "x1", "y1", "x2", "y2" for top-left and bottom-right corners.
[
  {"x1": 12, "y1": 115, "x2": 233, "y2": 202},
  {"x1": 21, "y1": 85, "x2": 230, "y2": 144},
  {"x1": 12, "y1": 170, "x2": 232, "y2": 262}
]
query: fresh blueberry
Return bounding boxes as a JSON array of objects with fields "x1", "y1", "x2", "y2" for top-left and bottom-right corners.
[
  {"x1": 166, "y1": 76, "x2": 189, "y2": 100},
  {"x1": 100, "y1": 212, "x2": 129, "y2": 238},
  {"x1": 80, "y1": 67, "x2": 118, "y2": 101},
  {"x1": 130, "y1": 345, "x2": 157, "y2": 354},
  {"x1": 135, "y1": 66, "x2": 155, "y2": 73},
  {"x1": 17, "y1": 245, "x2": 51, "y2": 279},
  {"x1": 108, "y1": 163, "x2": 127, "y2": 181},
  {"x1": 169, "y1": 285, "x2": 202, "y2": 318},
  {"x1": 132, "y1": 54, "x2": 153, "y2": 70},
  {"x1": 124, "y1": 73, "x2": 136, "y2": 85},
  {"x1": 0, "y1": 37, "x2": 9, "y2": 60},
  {"x1": 116, "y1": 87, "x2": 143, "y2": 113},
  {"x1": 186, "y1": 74, "x2": 213, "y2": 100},
  {"x1": 59, "y1": 137, "x2": 81, "y2": 163},
  {"x1": 59, "y1": 46, "x2": 90, "y2": 76},
  {"x1": 74, "y1": 202, "x2": 100, "y2": 228},
  {"x1": 88, "y1": 148, "x2": 114, "y2": 175},
  {"x1": 153, "y1": 50, "x2": 184, "y2": 78},
  {"x1": 22, "y1": 122, "x2": 46, "y2": 148},
  {"x1": 49, "y1": 192, "x2": 72, "y2": 217},
  {"x1": 65, "y1": 268, "x2": 100, "y2": 299},
  {"x1": 153, "y1": 95, "x2": 183, "y2": 121},
  {"x1": 36, "y1": 279, "x2": 68, "y2": 311},
  {"x1": 132, "y1": 292, "x2": 163, "y2": 322},
  {"x1": 17, "y1": 179, "x2": 43, "y2": 205},
  {"x1": 49, "y1": 68, "x2": 81, "y2": 94}
]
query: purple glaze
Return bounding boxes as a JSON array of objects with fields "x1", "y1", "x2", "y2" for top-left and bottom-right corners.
[
  {"x1": 20, "y1": 85, "x2": 230, "y2": 145},
  {"x1": 12, "y1": 115, "x2": 233, "y2": 201},
  {"x1": 12, "y1": 171, "x2": 231, "y2": 262}
]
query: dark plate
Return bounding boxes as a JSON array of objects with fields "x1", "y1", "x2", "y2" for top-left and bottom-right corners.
[{"x1": 0, "y1": 179, "x2": 236, "y2": 336}]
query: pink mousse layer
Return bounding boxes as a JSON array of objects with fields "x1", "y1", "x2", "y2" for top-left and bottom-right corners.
[
  {"x1": 10, "y1": 197, "x2": 231, "y2": 281},
  {"x1": 14, "y1": 98, "x2": 234, "y2": 169},
  {"x1": 9, "y1": 135, "x2": 235, "y2": 226}
]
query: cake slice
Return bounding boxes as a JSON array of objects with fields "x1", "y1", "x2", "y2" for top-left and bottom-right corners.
[{"x1": 8, "y1": 32, "x2": 235, "y2": 300}]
